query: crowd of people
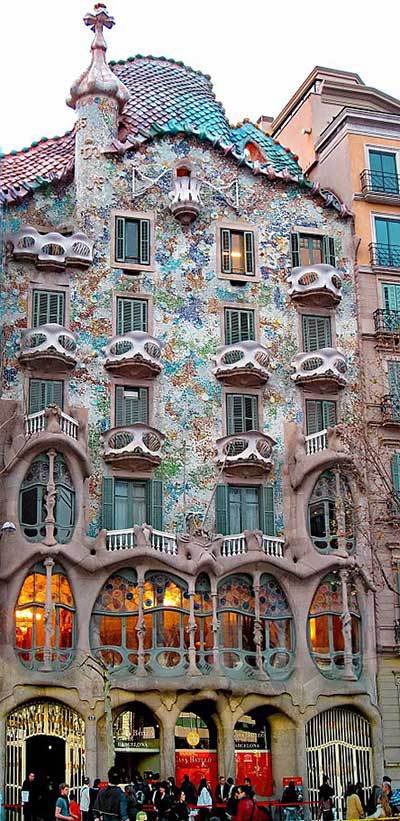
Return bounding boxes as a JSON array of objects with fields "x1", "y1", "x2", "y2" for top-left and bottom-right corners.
[{"x1": 318, "y1": 774, "x2": 400, "y2": 820}]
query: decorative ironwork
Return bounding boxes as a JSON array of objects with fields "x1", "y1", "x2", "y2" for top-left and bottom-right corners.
[
  {"x1": 370, "y1": 243, "x2": 400, "y2": 268},
  {"x1": 374, "y1": 308, "x2": 400, "y2": 334},
  {"x1": 361, "y1": 169, "x2": 400, "y2": 196},
  {"x1": 382, "y1": 393, "x2": 400, "y2": 423}
]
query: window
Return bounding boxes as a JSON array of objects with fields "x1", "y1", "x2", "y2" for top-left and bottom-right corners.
[
  {"x1": 308, "y1": 470, "x2": 354, "y2": 554},
  {"x1": 193, "y1": 574, "x2": 214, "y2": 672},
  {"x1": 306, "y1": 399, "x2": 337, "y2": 435},
  {"x1": 19, "y1": 453, "x2": 75, "y2": 543},
  {"x1": 28, "y1": 379, "x2": 64, "y2": 414},
  {"x1": 90, "y1": 570, "x2": 140, "y2": 669},
  {"x1": 369, "y1": 150, "x2": 398, "y2": 194},
  {"x1": 116, "y1": 297, "x2": 148, "y2": 334},
  {"x1": 143, "y1": 572, "x2": 189, "y2": 671},
  {"x1": 224, "y1": 308, "x2": 255, "y2": 344},
  {"x1": 115, "y1": 386, "x2": 148, "y2": 426},
  {"x1": 388, "y1": 361, "x2": 400, "y2": 396},
  {"x1": 259, "y1": 574, "x2": 294, "y2": 675},
  {"x1": 32, "y1": 290, "x2": 65, "y2": 327},
  {"x1": 308, "y1": 573, "x2": 361, "y2": 679},
  {"x1": 226, "y1": 393, "x2": 258, "y2": 434},
  {"x1": 291, "y1": 233, "x2": 336, "y2": 267},
  {"x1": 112, "y1": 213, "x2": 152, "y2": 271},
  {"x1": 217, "y1": 574, "x2": 256, "y2": 671},
  {"x1": 102, "y1": 477, "x2": 163, "y2": 531},
  {"x1": 15, "y1": 562, "x2": 75, "y2": 671},
  {"x1": 216, "y1": 484, "x2": 274, "y2": 535},
  {"x1": 391, "y1": 453, "x2": 400, "y2": 501},
  {"x1": 374, "y1": 217, "x2": 400, "y2": 267},
  {"x1": 220, "y1": 228, "x2": 255, "y2": 278},
  {"x1": 302, "y1": 315, "x2": 332, "y2": 352}
]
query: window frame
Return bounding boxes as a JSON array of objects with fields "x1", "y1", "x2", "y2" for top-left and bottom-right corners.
[
  {"x1": 111, "y1": 379, "x2": 154, "y2": 428},
  {"x1": 222, "y1": 386, "x2": 262, "y2": 435},
  {"x1": 290, "y1": 228, "x2": 336, "y2": 268},
  {"x1": 216, "y1": 220, "x2": 260, "y2": 283},
  {"x1": 29, "y1": 286, "x2": 68, "y2": 329},
  {"x1": 223, "y1": 305, "x2": 256, "y2": 345},
  {"x1": 111, "y1": 210, "x2": 155, "y2": 273},
  {"x1": 113, "y1": 292, "x2": 152, "y2": 335}
]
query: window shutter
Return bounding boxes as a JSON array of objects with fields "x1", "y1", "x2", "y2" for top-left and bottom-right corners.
[
  {"x1": 244, "y1": 231, "x2": 254, "y2": 274},
  {"x1": 262, "y1": 485, "x2": 275, "y2": 536},
  {"x1": 33, "y1": 291, "x2": 64, "y2": 327},
  {"x1": 305, "y1": 400, "x2": 322, "y2": 435},
  {"x1": 302, "y1": 315, "x2": 331, "y2": 352},
  {"x1": 244, "y1": 395, "x2": 258, "y2": 430},
  {"x1": 134, "y1": 299, "x2": 148, "y2": 331},
  {"x1": 291, "y1": 232, "x2": 300, "y2": 267},
  {"x1": 139, "y1": 219, "x2": 150, "y2": 265},
  {"x1": 388, "y1": 362, "x2": 400, "y2": 394},
  {"x1": 323, "y1": 236, "x2": 336, "y2": 267},
  {"x1": 49, "y1": 292, "x2": 64, "y2": 325},
  {"x1": 115, "y1": 217, "x2": 125, "y2": 262},
  {"x1": 227, "y1": 395, "x2": 243, "y2": 434},
  {"x1": 322, "y1": 400, "x2": 337, "y2": 429},
  {"x1": 246, "y1": 310, "x2": 255, "y2": 340},
  {"x1": 391, "y1": 453, "x2": 400, "y2": 496},
  {"x1": 46, "y1": 380, "x2": 63, "y2": 409},
  {"x1": 115, "y1": 386, "x2": 125, "y2": 426},
  {"x1": 148, "y1": 479, "x2": 163, "y2": 530},
  {"x1": 29, "y1": 380, "x2": 43, "y2": 414},
  {"x1": 383, "y1": 284, "x2": 400, "y2": 312},
  {"x1": 102, "y1": 477, "x2": 114, "y2": 530},
  {"x1": 121, "y1": 387, "x2": 148, "y2": 425},
  {"x1": 221, "y1": 229, "x2": 232, "y2": 273},
  {"x1": 117, "y1": 298, "x2": 148, "y2": 334},
  {"x1": 225, "y1": 309, "x2": 239, "y2": 345},
  {"x1": 215, "y1": 484, "x2": 228, "y2": 535}
]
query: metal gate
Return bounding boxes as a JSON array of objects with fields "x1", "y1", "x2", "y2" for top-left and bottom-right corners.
[
  {"x1": 5, "y1": 700, "x2": 85, "y2": 812},
  {"x1": 306, "y1": 707, "x2": 373, "y2": 818}
]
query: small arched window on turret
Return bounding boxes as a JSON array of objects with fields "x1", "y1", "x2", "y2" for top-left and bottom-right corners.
[
  {"x1": 244, "y1": 142, "x2": 267, "y2": 163},
  {"x1": 308, "y1": 469, "x2": 354, "y2": 554}
]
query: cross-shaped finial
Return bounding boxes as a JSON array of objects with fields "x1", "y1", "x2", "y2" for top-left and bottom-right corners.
[{"x1": 84, "y1": 4, "x2": 115, "y2": 35}]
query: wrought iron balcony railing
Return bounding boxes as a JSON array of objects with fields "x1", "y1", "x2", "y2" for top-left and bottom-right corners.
[
  {"x1": 291, "y1": 348, "x2": 347, "y2": 390},
  {"x1": 102, "y1": 423, "x2": 165, "y2": 469},
  {"x1": 215, "y1": 431, "x2": 275, "y2": 477},
  {"x1": 18, "y1": 324, "x2": 78, "y2": 371},
  {"x1": 370, "y1": 243, "x2": 400, "y2": 268},
  {"x1": 287, "y1": 263, "x2": 342, "y2": 306},
  {"x1": 382, "y1": 394, "x2": 400, "y2": 424},
  {"x1": 360, "y1": 169, "x2": 400, "y2": 196},
  {"x1": 8, "y1": 225, "x2": 93, "y2": 269},
  {"x1": 213, "y1": 341, "x2": 270, "y2": 386},
  {"x1": 374, "y1": 308, "x2": 400, "y2": 334},
  {"x1": 104, "y1": 331, "x2": 162, "y2": 379}
]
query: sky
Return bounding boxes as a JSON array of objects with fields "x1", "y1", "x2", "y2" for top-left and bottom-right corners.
[{"x1": 1, "y1": 0, "x2": 399, "y2": 154}]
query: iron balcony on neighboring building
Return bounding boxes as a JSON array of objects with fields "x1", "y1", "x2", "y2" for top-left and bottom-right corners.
[
  {"x1": 215, "y1": 431, "x2": 276, "y2": 477},
  {"x1": 369, "y1": 243, "x2": 400, "y2": 269},
  {"x1": 18, "y1": 324, "x2": 78, "y2": 372},
  {"x1": 291, "y1": 348, "x2": 348, "y2": 392},
  {"x1": 104, "y1": 331, "x2": 163, "y2": 379},
  {"x1": 101, "y1": 423, "x2": 165, "y2": 470},
  {"x1": 360, "y1": 169, "x2": 400, "y2": 203},
  {"x1": 212, "y1": 341, "x2": 270, "y2": 386},
  {"x1": 374, "y1": 309, "x2": 400, "y2": 336},
  {"x1": 7, "y1": 225, "x2": 93, "y2": 270},
  {"x1": 382, "y1": 394, "x2": 400, "y2": 425},
  {"x1": 287, "y1": 264, "x2": 342, "y2": 308}
]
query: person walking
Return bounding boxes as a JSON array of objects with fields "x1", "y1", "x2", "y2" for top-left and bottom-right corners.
[
  {"x1": 55, "y1": 785, "x2": 76, "y2": 821},
  {"x1": 180, "y1": 777, "x2": 197, "y2": 807},
  {"x1": 197, "y1": 779, "x2": 213, "y2": 821},
  {"x1": 318, "y1": 775, "x2": 334, "y2": 821},
  {"x1": 366, "y1": 793, "x2": 391, "y2": 819},
  {"x1": 80, "y1": 779, "x2": 91, "y2": 821},
  {"x1": 89, "y1": 780, "x2": 101, "y2": 821},
  {"x1": 93, "y1": 768, "x2": 129, "y2": 821},
  {"x1": 345, "y1": 784, "x2": 364, "y2": 820},
  {"x1": 22, "y1": 773, "x2": 39, "y2": 821}
]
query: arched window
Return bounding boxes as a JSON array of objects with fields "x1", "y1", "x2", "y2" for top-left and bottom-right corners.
[
  {"x1": 259, "y1": 574, "x2": 294, "y2": 676},
  {"x1": 194, "y1": 574, "x2": 214, "y2": 673},
  {"x1": 19, "y1": 452, "x2": 75, "y2": 543},
  {"x1": 308, "y1": 572, "x2": 361, "y2": 679},
  {"x1": 244, "y1": 142, "x2": 266, "y2": 163},
  {"x1": 308, "y1": 470, "x2": 354, "y2": 554},
  {"x1": 15, "y1": 562, "x2": 75, "y2": 670},
  {"x1": 90, "y1": 570, "x2": 139, "y2": 670},
  {"x1": 143, "y1": 572, "x2": 189, "y2": 672},
  {"x1": 217, "y1": 574, "x2": 256, "y2": 673}
]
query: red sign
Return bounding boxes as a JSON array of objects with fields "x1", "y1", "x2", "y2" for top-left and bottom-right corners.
[
  {"x1": 175, "y1": 749, "x2": 218, "y2": 792},
  {"x1": 235, "y1": 751, "x2": 272, "y2": 797},
  {"x1": 282, "y1": 778, "x2": 303, "y2": 787}
]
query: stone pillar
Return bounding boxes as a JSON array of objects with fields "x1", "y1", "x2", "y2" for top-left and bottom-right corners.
[
  {"x1": 85, "y1": 716, "x2": 98, "y2": 780},
  {"x1": 136, "y1": 572, "x2": 146, "y2": 676},
  {"x1": 43, "y1": 449, "x2": 57, "y2": 546},
  {"x1": 160, "y1": 712, "x2": 176, "y2": 779},
  {"x1": 340, "y1": 569, "x2": 357, "y2": 681},
  {"x1": 43, "y1": 556, "x2": 55, "y2": 671},
  {"x1": 211, "y1": 588, "x2": 221, "y2": 672},
  {"x1": 253, "y1": 571, "x2": 267, "y2": 679},
  {"x1": 188, "y1": 583, "x2": 200, "y2": 676}
]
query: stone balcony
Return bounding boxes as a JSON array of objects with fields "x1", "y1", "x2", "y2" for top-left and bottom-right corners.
[
  {"x1": 215, "y1": 431, "x2": 276, "y2": 477},
  {"x1": 221, "y1": 532, "x2": 284, "y2": 558},
  {"x1": 104, "y1": 331, "x2": 162, "y2": 379},
  {"x1": 107, "y1": 527, "x2": 178, "y2": 553},
  {"x1": 7, "y1": 225, "x2": 93, "y2": 270},
  {"x1": 102, "y1": 423, "x2": 165, "y2": 470},
  {"x1": 291, "y1": 347, "x2": 347, "y2": 392},
  {"x1": 305, "y1": 428, "x2": 328, "y2": 455},
  {"x1": 287, "y1": 263, "x2": 342, "y2": 307},
  {"x1": 18, "y1": 324, "x2": 78, "y2": 372},
  {"x1": 212, "y1": 341, "x2": 270, "y2": 386},
  {"x1": 25, "y1": 406, "x2": 79, "y2": 441},
  {"x1": 169, "y1": 174, "x2": 201, "y2": 225}
]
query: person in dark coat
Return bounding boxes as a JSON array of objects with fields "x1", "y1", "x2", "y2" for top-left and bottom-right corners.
[
  {"x1": 153, "y1": 782, "x2": 172, "y2": 821},
  {"x1": 215, "y1": 778, "x2": 230, "y2": 804},
  {"x1": 89, "y1": 780, "x2": 101, "y2": 821},
  {"x1": 94, "y1": 768, "x2": 129, "y2": 821},
  {"x1": 180, "y1": 776, "x2": 197, "y2": 806},
  {"x1": 170, "y1": 792, "x2": 189, "y2": 821},
  {"x1": 22, "y1": 773, "x2": 39, "y2": 821}
]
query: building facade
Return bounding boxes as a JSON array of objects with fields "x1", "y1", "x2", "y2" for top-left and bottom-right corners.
[
  {"x1": 269, "y1": 67, "x2": 400, "y2": 783},
  {"x1": 0, "y1": 12, "x2": 382, "y2": 811}
]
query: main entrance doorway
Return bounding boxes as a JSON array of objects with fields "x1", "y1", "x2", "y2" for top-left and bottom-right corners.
[
  {"x1": 175, "y1": 702, "x2": 218, "y2": 792},
  {"x1": 114, "y1": 704, "x2": 160, "y2": 781},
  {"x1": 234, "y1": 709, "x2": 272, "y2": 797}
]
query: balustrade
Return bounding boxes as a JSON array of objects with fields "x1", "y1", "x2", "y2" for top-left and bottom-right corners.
[
  {"x1": 215, "y1": 431, "x2": 275, "y2": 477},
  {"x1": 19, "y1": 324, "x2": 77, "y2": 371},
  {"x1": 102, "y1": 423, "x2": 164, "y2": 469},
  {"x1": 24, "y1": 409, "x2": 79, "y2": 440},
  {"x1": 8, "y1": 225, "x2": 93, "y2": 269},
  {"x1": 291, "y1": 347, "x2": 347, "y2": 392},
  {"x1": 305, "y1": 429, "x2": 328, "y2": 454},
  {"x1": 106, "y1": 527, "x2": 177, "y2": 554}
]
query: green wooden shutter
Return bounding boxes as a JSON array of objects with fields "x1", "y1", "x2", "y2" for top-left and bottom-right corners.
[
  {"x1": 383, "y1": 284, "x2": 400, "y2": 312},
  {"x1": 391, "y1": 453, "x2": 400, "y2": 496},
  {"x1": 29, "y1": 380, "x2": 43, "y2": 414},
  {"x1": 49, "y1": 292, "x2": 64, "y2": 324},
  {"x1": 102, "y1": 477, "x2": 115, "y2": 530},
  {"x1": 115, "y1": 386, "x2": 125, "y2": 426},
  {"x1": 305, "y1": 400, "x2": 322, "y2": 435},
  {"x1": 115, "y1": 217, "x2": 125, "y2": 262},
  {"x1": 221, "y1": 229, "x2": 232, "y2": 273},
  {"x1": 215, "y1": 484, "x2": 228, "y2": 535},
  {"x1": 322, "y1": 400, "x2": 337, "y2": 428},
  {"x1": 225, "y1": 309, "x2": 255, "y2": 344},
  {"x1": 388, "y1": 362, "x2": 400, "y2": 394},
  {"x1": 302, "y1": 315, "x2": 332, "y2": 351},
  {"x1": 227, "y1": 395, "x2": 243, "y2": 434},
  {"x1": 148, "y1": 479, "x2": 163, "y2": 530},
  {"x1": 323, "y1": 236, "x2": 336, "y2": 266},
  {"x1": 46, "y1": 380, "x2": 63, "y2": 409},
  {"x1": 291, "y1": 232, "x2": 300, "y2": 267},
  {"x1": 29, "y1": 379, "x2": 63, "y2": 413},
  {"x1": 116, "y1": 387, "x2": 148, "y2": 425},
  {"x1": 139, "y1": 219, "x2": 150, "y2": 265},
  {"x1": 262, "y1": 485, "x2": 275, "y2": 536},
  {"x1": 117, "y1": 298, "x2": 148, "y2": 334},
  {"x1": 33, "y1": 290, "x2": 64, "y2": 326},
  {"x1": 244, "y1": 231, "x2": 254, "y2": 274},
  {"x1": 245, "y1": 395, "x2": 258, "y2": 429}
]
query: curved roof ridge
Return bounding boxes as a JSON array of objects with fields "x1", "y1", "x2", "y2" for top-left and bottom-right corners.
[
  {"x1": 0, "y1": 127, "x2": 75, "y2": 161},
  {"x1": 109, "y1": 53, "x2": 213, "y2": 82}
]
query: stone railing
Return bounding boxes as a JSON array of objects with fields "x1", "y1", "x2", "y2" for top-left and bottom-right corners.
[
  {"x1": 213, "y1": 341, "x2": 270, "y2": 386},
  {"x1": 107, "y1": 527, "x2": 178, "y2": 554},
  {"x1": 262, "y1": 535, "x2": 285, "y2": 558},
  {"x1": 215, "y1": 431, "x2": 275, "y2": 476},
  {"x1": 287, "y1": 263, "x2": 342, "y2": 305},
  {"x1": 169, "y1": 175, "x2": 201, "y2": 225},
  {"x1": 8, "y1": 226, "x2": 93, "y2": 269},
  {"x1": 291, "y1": 348, "x2": 347, "y2": 389},
  {"x1": 305, "y1": 429, "x2": 328, "y2": 455},
  {"x1": 220, "y1": 533, "x2": 285, "y2": 558},
  {"x1": 104, "y1": 331, "x2": 162, "y2": 378},
  {"x1": 102, "y1": 423, "x2": 164, "y2": 468},
  {"x1": 19, "y1": 324, "x2": 78, "y2": 370},
  {"x1": 25, "y1": 408, "x2": 79, "y2": 440}
]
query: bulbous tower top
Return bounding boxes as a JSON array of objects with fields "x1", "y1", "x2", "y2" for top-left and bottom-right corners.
[{"x1": 67, "y1": 3, "x2": 129, "y2": 112}]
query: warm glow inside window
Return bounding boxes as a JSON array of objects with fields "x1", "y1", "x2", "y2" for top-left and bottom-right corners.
[{"x1": 308, "y1": 573, "x2": 361, "y2": 679}]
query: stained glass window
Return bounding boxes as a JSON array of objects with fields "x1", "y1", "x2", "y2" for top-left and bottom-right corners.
[
  {"x1": 90, "y1": 570, "x2": 139, "y2": 670},
  {"x1": 308, "y1": 572, "x2": 361, "y2": 679},
  {"x1": 194, "y1": 574, "x2": 214, "y2": 673},
  {"x1": 217, "y1": 575, "x2": 256, "y2": 671},
  {"x1": 143, "y1": 572, "x2": 189, "y2": 672}
]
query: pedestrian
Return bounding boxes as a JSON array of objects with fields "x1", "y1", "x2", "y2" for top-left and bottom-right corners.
[
  {"x1": 226, "y1": 787, "x2": 240, "y2": 820},
  {"x1": 235, "y1": 786, "x2": 256, "y2": 821},
  {"x1": 94, "y1": 767, "x2": 129, "y2": 821},
  {"x1": 170, "y1": 791, "x2": 189, "y2": 821},
  {"x1": 215, "y1": 778, "x2": 230, "y2": 805},
  {"x1": 22, "y1": 773, "x2": 39, "y2": 821},
  {"x1": 226, "y1": 781, "x2": 235, "y2": 800},
  {"x1": 318, "y1": 775, "x2": 334, "y2": 821},
  {"x1": 345, "y1": 784, "x2": 364, "y2": 820},
  {"x1": 197, "y1": 779, "x2": 213, "y2": 821},
  {"x1": 355, "y1": 784, "x2": 365, "y2": 814},
  {"x1": 153, "y1": 781, "x2": 172, "y2": 821},
  {"x1": 244, "y1": 781, "x2": 254, "y2": 800},
  {"x1": 89, "y1": 780, "x2": 101, "y2": 821},
  {"x1": 55, "y1": 784, "x2": 76, "y2": 821},
  {"x1": 167, "y1": 779, "x2": 179, "y2": 801},
  {"x1": 80, "y1": 779, "x2": 91, "y2": 821},
  {"x1": 180, "y1": 777, "x2": 197, "y2": 807},
  {"x1": 125, "y1": 785, "x2": 138, "y2": 821},
  {"x1": 366, "y1": 793, "x2": 391, "y2": 819}
]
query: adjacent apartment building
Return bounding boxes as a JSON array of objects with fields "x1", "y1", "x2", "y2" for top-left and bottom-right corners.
[{"x1": 268, "y1": 66, "x2": 400, "y2": 782}]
